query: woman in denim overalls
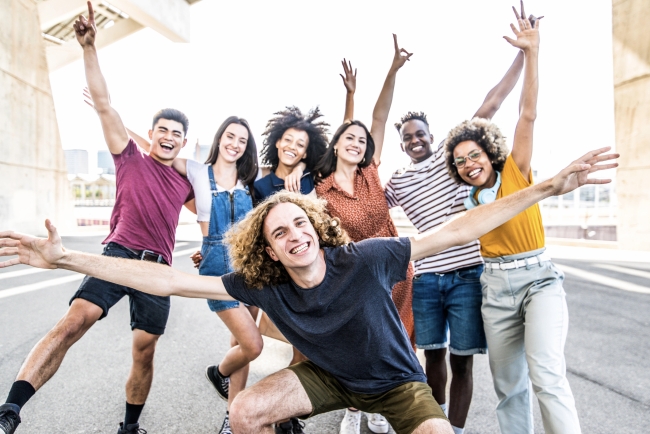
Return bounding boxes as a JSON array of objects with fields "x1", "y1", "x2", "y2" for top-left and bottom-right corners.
[{"x1": 182, "y1": 117, "x2": 261, "y2": 434}]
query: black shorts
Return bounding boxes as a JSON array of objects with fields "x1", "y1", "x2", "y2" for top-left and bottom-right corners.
[{"x1": 70, "y1": 242, "x2": 171, "y2": 335}]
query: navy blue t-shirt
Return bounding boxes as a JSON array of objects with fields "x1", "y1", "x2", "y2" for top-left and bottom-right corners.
[
  {"x1": 222, "y1": 237, "x2": 426, "y2": 394},
  {"x1": 253, "y1": 171, "x2": 315, "y2": 203}
]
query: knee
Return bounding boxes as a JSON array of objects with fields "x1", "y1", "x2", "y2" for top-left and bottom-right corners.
[
  {"x1": 450, "y1": 355, "x2": 473, "y2": 378},
  {"x1": 230, "y1": 392, "x2": 264, "y2": 432},
  {"x1": 54, "y1": 312, "x2": 91, "y2": 343},
  {"x1": 425, "y1": 348, "x2": 447, "y2": 364},
  {"x1": 241, "y1": 337, "x2": 263, "y2": 362},
  {"x1": 133, "y1": 338, "x2": 159, "y2": 366}
]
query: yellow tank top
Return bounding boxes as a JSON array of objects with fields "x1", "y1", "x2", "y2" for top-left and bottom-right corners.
[{"x1": 478, "y1": 155, "x2": 545, "y2": 257}]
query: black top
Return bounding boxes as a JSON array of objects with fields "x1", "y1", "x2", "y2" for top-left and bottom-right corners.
[
  {"x1": 253, "y1": 171, "x2": 315, "y2": 203},
  {"x1": 222, "y1": 237, "x2": 426, "y2": 394}
]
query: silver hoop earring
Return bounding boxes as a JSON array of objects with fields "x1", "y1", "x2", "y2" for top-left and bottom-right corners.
[{"x1": 361, "y1": 157, "x2": 366, "y2": 164}]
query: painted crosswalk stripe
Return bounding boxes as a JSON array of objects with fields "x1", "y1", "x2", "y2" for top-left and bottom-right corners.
[
  {"x1": 0, "y1": 268, "x2": 51, "y2": 280},
  {"x1": 558, "y1": 264, "x2": 650, "y2": 295},
  {"x1": 596, "y1": 264, "x2": 650, "y2": 280},
  {"x1": 0, "y1": 274, "x2": 84, "y2": 300}
]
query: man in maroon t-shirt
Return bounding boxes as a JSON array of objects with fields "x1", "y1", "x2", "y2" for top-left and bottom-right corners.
[{"x1": 0, "y1": 4, "x2": 192, "y2": 434}]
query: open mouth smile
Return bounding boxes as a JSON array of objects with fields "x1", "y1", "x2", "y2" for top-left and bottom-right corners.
[
  {"x1": 160, "y1": 142, "x2": 173, "y2": 151},
  {"x1": 468, "y1": 168, "x2": 482, "y2": 179},
  {"x1": 283, "y1": 150, "x2": 297, "y2": 158},
  {"x1": 289, "y1": 242, "x2": 309, "y2": 255}
]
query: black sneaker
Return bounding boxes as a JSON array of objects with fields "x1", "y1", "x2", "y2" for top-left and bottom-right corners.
[
  {"x1": 291, "y1": 417, "x2": 306, "y2": 433},
  {"x1": 274, "y1": 420, "x2": 294, "y2": 434},
  {"x1": 218, "y1": 414, "x2": 232, "y2": 434},
  {"x1": 116, "y1": 422, "x2": 147, "y2": 434},
  {"x1": 205, "y1": 365, "x2": 229, "y2": 401},
  {"x1": 0, "y1": 404, "x2": 20, "y2": 434}
]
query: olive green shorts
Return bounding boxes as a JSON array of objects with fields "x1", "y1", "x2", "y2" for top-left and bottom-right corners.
[{"x1": 287, "y1": 361, "x2": 447, "y2": 434}]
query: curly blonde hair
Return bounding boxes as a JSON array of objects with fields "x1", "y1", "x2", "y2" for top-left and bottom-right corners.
[
  {"x1": 224, "y1": 191, "x2": 350, "y2": 289},
  {"x1": 444, "y1": 118, "x2": 509, "y2": 184}
]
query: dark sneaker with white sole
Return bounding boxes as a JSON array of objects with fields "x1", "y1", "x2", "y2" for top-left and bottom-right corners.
[
  {"x1": 291, "y1": 417, "x2": 306, "y2": 433},
  {"x1": 218, "y1": 414, "x2": 232, "y2": 434},
  {"x1": 117, "y1": 422, "x2": 147, "y2": 433},
  {"x1": 0, "y1": 404, "x2": 20, "y2": 434},
  {"x1": 274, "y1": 420, "x2": 294, "y2": 434},
  {"x1": 205, "y1": 364, "x2": 230, "y2": 401}
]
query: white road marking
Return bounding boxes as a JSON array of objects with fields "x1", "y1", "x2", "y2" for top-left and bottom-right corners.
[
  {"x1": 558, "y1": 264, "x2": 650, "y2": 295},
  {"x1": 0, "y1": 268, "x2": 51, "y2": 280},
  {"x1": 595, "y1": 264, "x2": 650, "y2": 280},
  {"x1": 0, "y1": 274, "x2": 84, "y2": 300},
  {"x1": 0, "y1": 245, "x2": 200, "y2": 300},
  {"x1": 175, "y1": 242, "x2": 188, "y2": 248}
]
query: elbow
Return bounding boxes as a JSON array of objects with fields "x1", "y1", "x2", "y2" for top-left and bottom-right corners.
[{"x1": 520, "y1": 109, "x2": 537, "y2": 123}]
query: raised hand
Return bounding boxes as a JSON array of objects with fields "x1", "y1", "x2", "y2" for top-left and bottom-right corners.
[
  {"x1": 504, "y1": 4, "x2": 540, "y2": 52},
  {"x1": 340, "y1": 59, "x2": 357, "y2": 94},
  {"x1": 390, "y1": 34, "x2": 413, "y2": 71},
  {"x1": 550, "y1": 147, "x2": 619, "y2": 196},
  {"x1": 73, "y1": 1, "x2": 97, "y2": 47},
  {"x1": 0, "y1": 220, "x2": 65, "y2": 270}
]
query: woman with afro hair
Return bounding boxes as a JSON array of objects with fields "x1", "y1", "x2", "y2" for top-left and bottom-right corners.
[
  {"x1": 254, "y1": 106, "x2": 329, "y2": 202},
  {"x1": 444, "y1": 14, "x2": 598, "y2": 434}
]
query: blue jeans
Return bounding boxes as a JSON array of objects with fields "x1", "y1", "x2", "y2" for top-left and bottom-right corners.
[{"x1": 412, "y1": 265, "x2": 487, "y2": 355}]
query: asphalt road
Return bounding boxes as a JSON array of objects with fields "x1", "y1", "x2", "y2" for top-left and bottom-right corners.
[{"x1": 1, "y1": 235, "x2": 649, "y2": 433}]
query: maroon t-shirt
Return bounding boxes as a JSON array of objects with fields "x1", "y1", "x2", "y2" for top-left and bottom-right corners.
[{"x1": 103, "y1": 139, "x2": 193, "y2": 265}]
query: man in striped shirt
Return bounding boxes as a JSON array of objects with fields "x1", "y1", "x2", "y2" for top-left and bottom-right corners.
[{"x1": 384, "y1": 52, "x2": 525, "y2": 434}]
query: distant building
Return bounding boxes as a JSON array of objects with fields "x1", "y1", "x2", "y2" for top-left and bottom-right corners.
[
  {"x1": 97, "y1": 150, "x2": 116, "y2": 174},
  {"x1": 68, "y1": 173, "x2": 116, "y2": 206},
  {"x1": 64, "y1": 149, "x2": 89, "y2": 174},
  {"x1": 194, "y1": 140, "x2": 210, "y2": 162}
]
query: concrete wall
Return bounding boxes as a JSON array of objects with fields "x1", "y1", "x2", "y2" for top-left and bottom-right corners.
[
  {"x1": 0, "y1": 0, "x2": 72, "y2": 235},
  {"x1": 613, "y1": 0, "x2": 650, "y2": 250}
]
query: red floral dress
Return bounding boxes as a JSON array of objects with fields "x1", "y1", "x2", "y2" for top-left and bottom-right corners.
[{"x1": 316, "y1": 162, "x2": 415, "y2": 347}]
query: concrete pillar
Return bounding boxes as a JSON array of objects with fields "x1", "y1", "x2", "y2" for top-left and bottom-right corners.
[
  {"x1": 0, "y1": 0, "x2": 72, "y2": 234},
  {"x1": 613, "y1": 0, "x2": 650, "y2": 250}
]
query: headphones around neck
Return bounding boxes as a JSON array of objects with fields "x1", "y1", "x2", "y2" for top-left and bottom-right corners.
[{"x1": 464, "y1": 171, "x2": 502, "y2": 210}]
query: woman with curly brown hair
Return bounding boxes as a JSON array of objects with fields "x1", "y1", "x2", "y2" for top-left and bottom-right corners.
[
  {"x1": 444, "y1": 14, "x2": 615, "y2": 434},
  {"x1": 313, "y1": 34, "x2": 415, "y2": 434}
]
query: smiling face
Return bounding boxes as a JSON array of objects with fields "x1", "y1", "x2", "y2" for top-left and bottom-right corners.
[
  {"x1": 263, "y1": 202, "x2": 321, "y2": 270},
  {"x1": 217, "y1": 123, "x2": 249, "y2": 164},
  {"x1": 400, "y1": 119, "x2": 434, "y2": 163},
  {"x1": 275, "y1": 128, "x2": 309, "y2": 169},
  {"x1": 334, "y1": 124, "x2": 367, "y2": 166},
  {"x1": 452, "y1": 140, "x2": 497, "y2": 188},
  {"x1": 148, "y1": 118, "x2": 187, "y2": 164}
]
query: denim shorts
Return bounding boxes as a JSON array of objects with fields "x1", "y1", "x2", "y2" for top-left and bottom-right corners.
[
  {"x1": 199, "y1": 239, "x2": 240, "y2": 313},
  {"x1": 70, "y1": 242, "x2": 170, "y2": 335},
  {"x1": 412, "y1": 264, "x2": 487, "y2": 355}
]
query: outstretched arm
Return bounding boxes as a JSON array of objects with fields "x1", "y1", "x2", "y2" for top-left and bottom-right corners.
[
  {"x1": 340, "y1": 59, "x2": 357, "y2": 122},
  {"x1": 75, "y1": 2, "x2": 129, "y2": 155},
  {"x1": 0, "y1": 221, "x2": 234, "y2": 301},
  {"x1": 370, "y1": 34, "x2": 413, "y2": 165},
  {"x1": 410, "y1": 147, "x2": 619, "y2": 261},
  {"x1": 472, "y1": 51, "x2": 524, "y2": 120},
  {"x1": 504, "y1": 9, "x2": 540, "y2": 179}
]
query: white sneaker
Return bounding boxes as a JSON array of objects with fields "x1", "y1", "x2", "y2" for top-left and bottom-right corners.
[
  {"x1": 339, "y1": 409, "x2": 361, "y2": 434},
  {"x1": 366, "y1": 413, "x2": 389, "y2": 434}
]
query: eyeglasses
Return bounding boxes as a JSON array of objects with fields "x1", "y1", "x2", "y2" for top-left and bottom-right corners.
[{"x1": 454, "y1": 149, "x2": 483, "y2": 168}]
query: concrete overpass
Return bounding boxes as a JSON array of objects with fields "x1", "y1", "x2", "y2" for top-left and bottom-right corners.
[
  {"x1": 0, "y1": 0, "x2": 200, "y2": 234},
  {"x1": 613, "y1": 0, "x2": 650, "y2": 250}
]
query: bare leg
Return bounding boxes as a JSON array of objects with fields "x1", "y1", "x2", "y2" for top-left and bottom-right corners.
[
  {"x1": 218, "y1": 305, "x2": 262, "y2": 409},
  {"x1": 412, "y1": 418, "x2": 454, "y2": 434},
  {"x1": 448, "y1": 354, "x2": 474, "y2": 429},
  {"x1": 125, "y1": 329, "x2": 160, "y2": 404},
  {"x1": 424, "y1": 349, "x2": 448, "y2": 407},
  {"x1": 230, "y1": 369, "x2": 312, "y2": 434},
  {"x1": 16, "y1": 299, "x2": 102, "y2": 390}
]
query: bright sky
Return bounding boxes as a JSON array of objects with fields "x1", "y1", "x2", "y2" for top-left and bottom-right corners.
[{"x1": 49, "y1": 0, "x2": 615, "y2": 183}]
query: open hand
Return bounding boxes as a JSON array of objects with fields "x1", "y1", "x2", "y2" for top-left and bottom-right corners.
[
  {"x1": 73, "y1": 1, "x2": 97, "y2": 47},
  {"x1": 340, "y1": 59, "x2": 357, "y2": 94},
  {"x1": 550, "y1": 147, "x2": 619, "y2": 196},
  {"x1": 504, "y1": 3, "x2": 540, "y2": 52},
  {"x1": 390, "y1": 34, "x2": 413, "y2": 71},
  {"x1": 0, "y1": 220, "x2": 65, "y2": 270}
]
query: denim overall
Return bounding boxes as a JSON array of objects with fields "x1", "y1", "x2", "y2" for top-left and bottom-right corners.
[{"x1": 199, "y1": 166, "x2": 253, "y2": 312}]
